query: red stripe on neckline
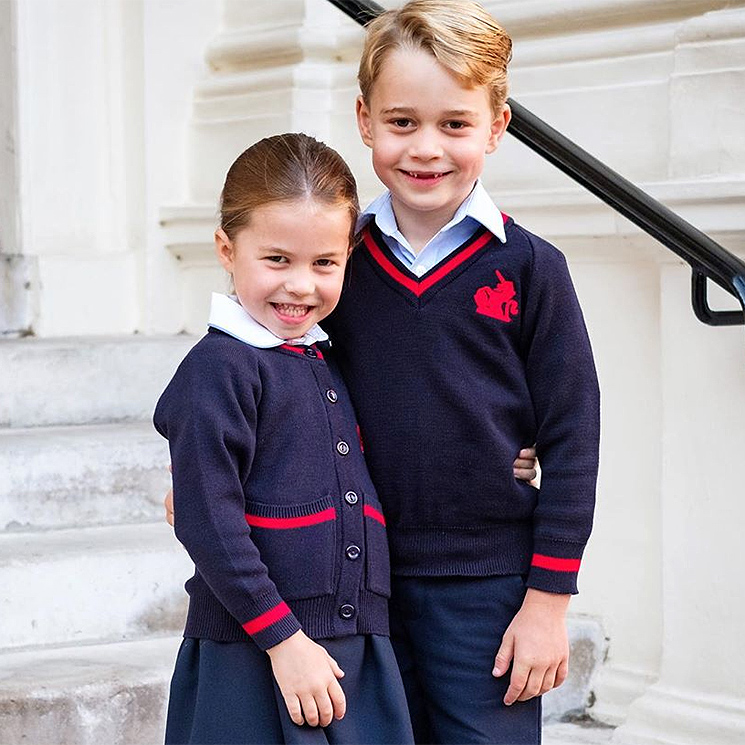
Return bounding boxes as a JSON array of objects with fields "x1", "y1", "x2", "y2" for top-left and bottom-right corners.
[
  {"x1": 245, "y1": 508, "x2": 336, "y2": 529},
  {"x1": 280, "y1": 343, "x2": 324, "y2": 360},
  {"x1": 242, "y1": 601, "x2": 291, "y2": 635},
  {"x1": 531, "y1": 554, "x2": 581, "y2": 573},
  {"x1": 363, "y1": 504, "x2": 386, "y2": 527},
  {"x1": 362, "y1": 227, "x2": 492, "y2": 298}
]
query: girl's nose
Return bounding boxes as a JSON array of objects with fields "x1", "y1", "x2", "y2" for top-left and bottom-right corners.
[{"x1": 283, "y1": 269, "x2": 315, "y2": 297}]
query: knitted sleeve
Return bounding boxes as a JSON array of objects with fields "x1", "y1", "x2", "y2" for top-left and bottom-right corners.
[
  {"x1": 153, "y1": 340, "x2": 302, "y2": 649},
  {"x1": 520, "y1": 234, "x2": 601, "y2": 594}
]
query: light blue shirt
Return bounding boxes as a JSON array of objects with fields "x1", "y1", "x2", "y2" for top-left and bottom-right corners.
[{"x1": 358, "y1": 181, "x2": 507, "y2": 276}]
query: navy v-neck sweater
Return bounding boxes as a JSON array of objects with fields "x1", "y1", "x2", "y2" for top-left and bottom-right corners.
[
  {"x1": 154, "y1": 331, "x2": 390, "y2": 650},
  {"x1": 325, "y1": 217, "x2": 600, "y2": 594}
]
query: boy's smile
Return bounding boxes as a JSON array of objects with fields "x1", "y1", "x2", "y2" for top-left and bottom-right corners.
[
  {"x1": 357, "y1": 47, "x2": 510, "y2": 249},
  {"x1": 214, "y1": 199, "x2": 352, "y2": 339}
]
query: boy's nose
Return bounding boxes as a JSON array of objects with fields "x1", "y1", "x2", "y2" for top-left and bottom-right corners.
[{"x1": 408, "y1": 130, "x2": 443, "y2": 160}]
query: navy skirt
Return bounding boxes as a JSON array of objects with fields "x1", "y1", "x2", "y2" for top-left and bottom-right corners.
[{"x1": 164, "y1": 634, "x2": 414, "y2": 745}]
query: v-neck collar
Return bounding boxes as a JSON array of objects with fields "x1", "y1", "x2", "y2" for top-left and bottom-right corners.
[{"x1": 360, "y1": 221, "x2": 500, "y2": 301}]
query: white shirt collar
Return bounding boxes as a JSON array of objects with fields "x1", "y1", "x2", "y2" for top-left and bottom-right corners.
[
  {"x1": 357, "y1": 180, "x2": 506, "y2": 249},
  {"x1": 207, "y1": 293, "x2": 328, "y2": 348}
]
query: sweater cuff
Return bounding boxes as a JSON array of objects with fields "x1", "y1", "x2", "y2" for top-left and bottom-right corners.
[
  {"x1": 526, "y1": 540, "x2": 585, "y2": 595},
  {"x1": 241, "y1": 599, "x2": 302, "y2": 651}
]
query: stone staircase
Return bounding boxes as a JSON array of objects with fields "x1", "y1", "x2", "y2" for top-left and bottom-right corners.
[
  {"x1": 0, "y1": 334, "x2": 611, "y2": 744},
  {"x1": 0, "y1": 335, "x2": 195, "y2": 745}
]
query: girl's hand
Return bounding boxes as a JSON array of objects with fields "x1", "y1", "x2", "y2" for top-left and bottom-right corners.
[
  {"x1": 513, "y1": 447, "x2": 538, "y2": 483},
  {"x1": 267, "y1": 630, "x2": 346, "y2": 727}
]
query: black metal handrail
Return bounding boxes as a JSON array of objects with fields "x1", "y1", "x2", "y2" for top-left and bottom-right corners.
[{"x1": 327, "y1": 0, "x2": 745, "y2": 326}]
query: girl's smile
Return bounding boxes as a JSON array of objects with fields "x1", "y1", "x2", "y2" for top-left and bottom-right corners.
[{"x1": 215, "y1": 198, "x2": 352, "y2": 339}]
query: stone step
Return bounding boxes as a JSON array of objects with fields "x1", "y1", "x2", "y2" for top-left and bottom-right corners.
[
  {"x1": 0, "y1": 635, "x2": 179, "y2": 745},
  {"x1": 0, "y1": 523, "x2": 191, "y2": 650},
  {"x1": 0, "y1": 421, "x2": 171, "y2": 532},
  {"x1": 0, "y1": 335, "x2": 196, "y2": 428},
  {"x1": 0, "y1": 636, "x2": 614, "y2": 745}
]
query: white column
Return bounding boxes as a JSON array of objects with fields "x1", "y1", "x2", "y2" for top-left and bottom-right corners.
[
  {"x1": 613, "y1": 9, "x2": 745, "y2": 742},
  {"x1": 0, "y1": 0, "x2": 35, "y2": 337},
  {"x1": 12, "y1": 0, "x2": 145, "y2": 336}
]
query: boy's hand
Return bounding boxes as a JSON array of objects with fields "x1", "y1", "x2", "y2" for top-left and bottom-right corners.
[
  {"x1": 164, "y1": 487, "x2": 174, "y2": 527},
  {"x1": 492, "y1": 588, "x2": 570, "y2": 705},
  {"x1": 267, "y1": 630, "x2": 346, "y2": 727},
  {"x1": 513, "y1": 447, "x2": 538, "y2": 483}
]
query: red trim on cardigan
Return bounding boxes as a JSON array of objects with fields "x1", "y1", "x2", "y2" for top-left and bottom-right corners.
[
  {"x1": 280, "y1": 343, "x2": 324, "y2": 360},
  {"x1": 362, "y1": 227, "x2": 493, "y2": 298},
  {"x1": 242, "y1": 601, "x2": 292, "y2": 635},
  {"x1": 245, "y1": 508, "x2": 337, "y2": 530},
  {"x1": 363, "y1": 504, "x2": 386, "y2": 527},
  {"x1": 531, "y1": 554, "x2": 581, "y2": 572}
]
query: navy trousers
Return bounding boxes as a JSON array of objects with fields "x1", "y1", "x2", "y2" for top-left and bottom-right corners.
[
  {"x1": 389, "y1": 575, "x2": 541, "y2": 745},
  {"x1": 164, "y1": 634, "x2": 414, "y2": 745}
]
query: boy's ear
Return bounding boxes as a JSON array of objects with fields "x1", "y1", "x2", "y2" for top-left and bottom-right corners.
[
  {"x1": 214, "y1": 228, "x2": 235, "y2": 273},
  {"x1": 486, "y1": 103, "x2": 512, "y2": 154},
  {"x1": 356, "y1": 95, "x2": 374, "y2": 148}
]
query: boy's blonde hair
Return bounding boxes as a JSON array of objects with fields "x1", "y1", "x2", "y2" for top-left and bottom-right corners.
[{"x1": 358, "y1": 0, "x2": 512, "y2": 115}]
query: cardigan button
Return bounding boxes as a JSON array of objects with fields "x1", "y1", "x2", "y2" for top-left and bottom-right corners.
[
  {"x1": 304, "y1": 347, "x2": 318, "y2": 358},
  {"x1": 336, "y1": 440, "x2": 350, "y2": 456},
  {"x1": 326, "y1": 389, "x2": 338, "y2": 403},
  {"x1": 344, "y1": 491, "x2": 359, "y2": 505},
  {"x1": 345, "y1": 545, "x2": 361, "y2": 561},
  {"x1": 339, "y1": 604, "x2": 356, "y2": 620}
]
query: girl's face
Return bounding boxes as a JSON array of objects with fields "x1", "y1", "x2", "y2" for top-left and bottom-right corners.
[{"x1": 215, "y1": 198, "x2": 352, "y2": 339}]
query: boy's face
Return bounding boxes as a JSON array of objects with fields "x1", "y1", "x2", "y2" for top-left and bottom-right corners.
[
  {"x1": 357, "y1": 47, "x2": 510, "y2": 234},
  {"x1": 215, "y1": 199, "x2": 352, "y2": 339}
]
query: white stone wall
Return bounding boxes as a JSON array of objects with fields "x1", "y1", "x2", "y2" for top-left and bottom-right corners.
[{"x1": 3, "y1": 1, "x2": 745, "y2": 742}]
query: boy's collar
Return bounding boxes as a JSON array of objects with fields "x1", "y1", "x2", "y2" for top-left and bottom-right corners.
[
  {"x1": 357, "y1": 181, "x2": 507, "y2": 246},
  {"x1": 207, "y1": 293, "x2": 329, "y2": 349}
]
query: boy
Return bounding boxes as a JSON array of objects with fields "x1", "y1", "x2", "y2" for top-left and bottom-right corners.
[{"x1": 324, "y1": 1, "x2": 600, "y2": 742}]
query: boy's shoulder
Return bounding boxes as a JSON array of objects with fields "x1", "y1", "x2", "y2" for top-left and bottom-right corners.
[{"x1": 503, "y1": 216, "x2": 566, "y2": 263}]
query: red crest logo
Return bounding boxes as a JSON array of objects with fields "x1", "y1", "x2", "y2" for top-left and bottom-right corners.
[{"x1": 474, "y1": 270, "x2": 519, "y2": 323}]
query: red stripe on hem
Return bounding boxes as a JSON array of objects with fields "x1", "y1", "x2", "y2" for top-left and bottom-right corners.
[
  {"x1": 242, "y1": 601, "x2": 291, "y2": 635},
  {"x1": 531, "y1": 554, "x2": 581, "y2": 572},
  {"x1": 363, "y1": 504, "x2": 386, "y2": 527},
  {"x1": 362, "y1": 227, "x2": 492, "y2": 298},
  {"x1": 245, "y1": 507, "x2": 336, "y2": 529}
]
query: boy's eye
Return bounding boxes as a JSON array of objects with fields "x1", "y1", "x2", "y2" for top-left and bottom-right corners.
[
  {"x1": 445, "y1": 121, "x2": 468, "y2": 130},
  {"x1": 391, "y1": 118, "x2": 412, "y2": 128}
]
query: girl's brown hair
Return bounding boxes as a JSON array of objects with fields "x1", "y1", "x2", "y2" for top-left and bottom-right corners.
[
  {"x1": 359, "y1": 0, "x2": 512, "y2": 115},
  {"x1": 220, "y1": 133, "x2": 359, "y2": 245}
]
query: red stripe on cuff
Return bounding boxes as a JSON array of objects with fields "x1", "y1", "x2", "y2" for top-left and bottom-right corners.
[
  {"x1": 242, "y1": 601, "x2": 291, "y2": 635},
  {"x1": 363, "y1": 504, "x2": 386, "y2": 526},
  {"x1": 531, "y1": 554, "x2": 581, "y2": 572},
  {"x1": 245, "y1": 508, "x2": 336, "y2": 529}
]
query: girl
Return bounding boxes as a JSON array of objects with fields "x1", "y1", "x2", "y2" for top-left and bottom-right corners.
[{"x1": 154, "y1": 133, "x2": 414, "y2": 745}]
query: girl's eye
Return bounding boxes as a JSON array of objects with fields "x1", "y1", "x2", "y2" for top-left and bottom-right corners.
[
  {"x1": 316, "y1": 259, "x2": 332, "y2": 267},
  {"x1": 266, "y1": 255, "x2": 287, "y2": 263}
]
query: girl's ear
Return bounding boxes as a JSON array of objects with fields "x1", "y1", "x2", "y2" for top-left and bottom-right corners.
[
  {"x1": 214, "y1": 228, "x2": 235, "y2": 273},
  {"x1": 356, "y1": 95, "x2": 374, "y2": 148},
  {"x1": 486, "y1": 103, "x2": 512, "y2": 154}
]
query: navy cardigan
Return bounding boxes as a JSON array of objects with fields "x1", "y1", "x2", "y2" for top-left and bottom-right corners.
[
  {"x1": 325, "y1": 217, "x2": 600, "y2": 594},
  {"x1": 154, "y1": 330, "x2": 390, "y2": 650}
]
